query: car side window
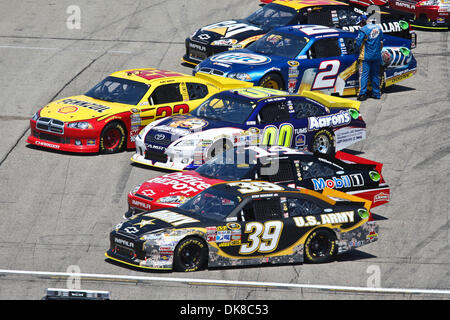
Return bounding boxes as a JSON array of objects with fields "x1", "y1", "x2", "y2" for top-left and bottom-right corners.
[
  {"x1": 260, "y1": 159, "x2": 295, "y2": 183},
  {"x1": 257, "y1": 102, "x2": 291, "y2": 124},
  {"x1": 343, "y1": 37, "x2": 357, "y2": 55},
  {"x1": 309, "y1": 38, "x2": 341, "y2": 59},
  {"x1": 300, "y1": 160, "x2": 337, "y2": 179},
  {"x1": 286, "y1": 197, "x2": 324, "y2": 217},
  {"x1": 291, "y1": 99, "x2": 326, "y2": 119},
  {"x1": 306, "y1": 9, "x2": 332, "y2": 26},
  {"x1": 186, "y1": 82, "x2": 209, "y2": 100},
  {"x1": 336, "y1": 8, "x2": 359, "y2": 27},
  {"x1": 149, "y1": 83, "x2": 183, "y2": 105},
  {"x1": 253, "y1": 198, "x2": 283, "y2": 221}
]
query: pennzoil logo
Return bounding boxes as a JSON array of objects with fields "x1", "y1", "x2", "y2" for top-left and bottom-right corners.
[{"x1": 60, "y1": 98, "x2": 110, "y2": 113}]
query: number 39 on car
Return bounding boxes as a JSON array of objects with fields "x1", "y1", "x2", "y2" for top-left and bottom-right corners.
[{"x1": 105, "y1": 181, "x2": 379, "y2": 272}]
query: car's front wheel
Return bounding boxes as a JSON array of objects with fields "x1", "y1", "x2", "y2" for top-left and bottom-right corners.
[
  {"x1": 173, "y1": 237, "x2": 208, "y2": 272},
  {"x1": 99, "y1": 121, "x2": 126, "y2": 154},
  {"x1": 259, "y1": 73, "x2": 284, "y2": 90}
]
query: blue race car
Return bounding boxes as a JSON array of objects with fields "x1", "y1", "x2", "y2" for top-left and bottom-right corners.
[
  {"x1": 193, "y1": 24, "x2": 417, "y2": 96},
  {"x1": 131, "y1": 87, "x2": 366, "y2": 171}
]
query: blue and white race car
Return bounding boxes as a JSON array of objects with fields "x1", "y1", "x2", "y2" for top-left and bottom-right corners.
[
  {"x1": 131, "y1": 87, "x2": 366, "y2": 171},
  {"x1": 193, "y1": 24, "x2": 417, "y2": 96}
]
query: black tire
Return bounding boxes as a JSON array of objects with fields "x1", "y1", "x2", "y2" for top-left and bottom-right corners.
[
  {"x1": 206, "y1": 139, "x2": 232, "y2": 161},
  {"x1": 259, "y1": 73, "x2": 284, "y2": 90},
  {"x1": 304, "y1": 229, "x2": 337, "y2": 264},
  {"x1": 310, "y1": 129, "x2": 335, "y2": 156},
  {"x1": 99, "y1": 121, "x2": 126, "y2": 154},
  {"x1": 173, "y1": 237, "x2": 208, "y2": 272}
]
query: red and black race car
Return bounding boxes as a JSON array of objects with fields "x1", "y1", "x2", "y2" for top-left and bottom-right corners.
[
  {"x1": 126, "y1": 146, "x2": 390, "y2": 218},
  {"x1": 345, "y1": 0, "x2": 450, "y2": 30}
]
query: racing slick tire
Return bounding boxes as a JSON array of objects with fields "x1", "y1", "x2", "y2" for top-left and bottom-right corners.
[
  {"x1": 173, "y1": 237, "x2": 208, "y2": 272},
  {"x1": 259, "y1": 73, "x2": 285, "y2": 90},
  {"x1": 304, "y1": 228, "x2": 337, "y2": 264},
  {"x1": 99, "y1": 121, "x2": 126, "y2": 154},
  {"x1": 310, "y1": 129, "x2": 335, "y2": 156},
  {"x1": 206, "y1": 139, "x2": 232, "y2": 161}
]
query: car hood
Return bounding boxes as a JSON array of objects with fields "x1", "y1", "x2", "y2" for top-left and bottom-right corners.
[
  {"x1": 198, "y1": 49, "x2": 291, "y2": 75},
  {"x1": 117, "y1": 208, "x2": 215, "y2": 237},
  {"x1": 38, "y1": 95, "x2": 132, "y2": 122},
  {"x1": 135, "y1": 171, "x2": 225, "y2": 202},
  {"x1": 192, "y1": 19, "x2": 264, "y2": 43},
  {"x1": 144, "y1": 114, "x2": 242, "y2": 148}
]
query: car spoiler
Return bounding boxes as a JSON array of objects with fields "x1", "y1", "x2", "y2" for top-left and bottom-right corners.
[
  {"x1": 301, "y1": 90, "x2": 361, "y2": 111},
  {"x1": 194, "y1": 72, "x2": 253, "y2": 90},
  {"x1": 335, "y1": 151, "x2": 385, "y2": 183},
  {"x1": 322, "y1": 188, "x2": 372, "y2": 213}
]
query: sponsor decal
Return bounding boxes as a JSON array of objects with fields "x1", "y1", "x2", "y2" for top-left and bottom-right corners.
[
  {"x1": 308, "y1": 111, "x2": 351, "y2": 131},
  {"x1": 210, "y1": 52, "x2": 270, "y2": 65},
  {"x1": 57, "y1": 106, "x2": 78, "y2": 114},
  {"x1": 59, "y1": 98, "x2": 110, "y2": 113},
  {"x1": 311, "y1": 173, "x2": 363, "y2": 191},
  {"x1": 169, "y1": 118, "x2": 208, "y2": 130},
  {"x1": 216, "y1": 230, "x2": 231, "y2": 243},
  {"x1": 143, "y1": 210, "x2": 199, "y2": 226},
  {"x1": 87, "y1": 139, "x2": 96, "y2": 146},
  {"x1": 295, "y1": 134, "x2": 306, "y2": 147},
  {"x1": 294, "y1": 211, "x2": 354, "y2": 227},
  {"x1": 131, "y1": 199, "x2": 152, "y2": 210},
  {"x1": 189, "y1": 42, "x2": 207, "y2": 51},
  {"x1": 147, "y1": 172, "x2": 212, "y2": 195},
  {"x1": 374, "y1": 192, "x2": 390, "y2": 203},
  {"x1": 114, "y1": 237, "x2": 134, "y2": 248},
  {"x1": 35, "y1": 141, "x2": 60, "y2": 149}
]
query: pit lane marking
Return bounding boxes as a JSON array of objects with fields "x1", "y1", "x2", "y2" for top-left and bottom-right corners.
[
  {"x1": 1, "y1": 269, "x2": 450, "y2": 296},
  {"x1": 0, "y1": 44, "x2": 132, "y2": 54}
]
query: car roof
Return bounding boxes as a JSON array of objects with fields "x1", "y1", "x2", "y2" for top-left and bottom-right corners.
[
  {"x1": 274, "y1": 24, "x2": 354, "y2": 38},
  {"x1": 213, "y1": 180, "x2": 336, "y2": 205},
  {"x1": 109, "y1": 68, "x2": 189, "y2": 84},
  {"x1": 219, "y1": 87, "x2": 291, "y2": 102},
  {"x1": 273, "y1": 0, "x2": 349, "y2": 10}
]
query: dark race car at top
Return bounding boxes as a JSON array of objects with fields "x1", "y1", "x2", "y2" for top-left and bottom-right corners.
[
  {"x1": 183, "y1": 0, "x2": 416, "y2": 66},
  {"x1": 106, "y1": 181, "x2": 379, "y2": 271},
  {"x1": 126, "y1": 145, "x2": 390, "y2": 218}
]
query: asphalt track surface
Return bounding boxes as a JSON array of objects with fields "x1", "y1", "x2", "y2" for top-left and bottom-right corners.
[{"x1": 0, "y1": 0, "x2": 448, "y2": 300}]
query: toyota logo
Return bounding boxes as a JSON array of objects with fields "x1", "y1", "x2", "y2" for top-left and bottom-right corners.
[{"x1": 154, "y1": 133, "x2": 166, "y2": 141}]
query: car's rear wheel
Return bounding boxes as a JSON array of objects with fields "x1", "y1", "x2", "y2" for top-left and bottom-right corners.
[
  {"x1": 173, "y1": 237, "x2": 208, "y2": 272},
  {"x1": 100, "y1": 122, "x2": 126, "y2": 154},
  {"x1": 304, "y1": 229, "x2": 337, "y2": 263},
  {"x1": 259, "y1": 73, "x2": 284, "y2": 90},
  {"x1": 310, "y1": 129, "x2": 335, "y2": 156}
]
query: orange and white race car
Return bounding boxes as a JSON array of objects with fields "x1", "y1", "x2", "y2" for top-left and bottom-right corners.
[{"x1": 27, "y1": 68, "x2": 251, "y2": 153}]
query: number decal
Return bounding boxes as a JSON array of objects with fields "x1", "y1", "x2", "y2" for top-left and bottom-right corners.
[
  {"x1": 262, "y1": 123, "x2": 294, "y2": 147},
  {"x1": 155, "y1": 104, "x2": 190, "y2": 119},
  {"x1": 240, "y1": 221, "x2": 283, "y2": 254},
  {"x1": 312, "y1": 60, "x2": 341, "y2": 90},
  {"x1": 227, "y1": 181, "x2": 284, "y2": 194}
]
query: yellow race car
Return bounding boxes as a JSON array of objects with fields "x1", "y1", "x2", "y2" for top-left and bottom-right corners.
[{"x1": 27, "y1": 68, "x2": 252, "y2": 153}]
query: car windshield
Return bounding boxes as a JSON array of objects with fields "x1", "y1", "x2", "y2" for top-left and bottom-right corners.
[
  {"x1": 85, "y1": 76, "x2": 149, "y2": 105},
  {"x1": 178, "y1": 188, "x2": 240, "y2": 221},
  {"x1": 191, "y1": 92, "x2": 255, "y2": 124},
  {"x1": 196, "y1": 148, "x2": 258, "y2": 180},
  {"x1": 245, "y1": 3, "x2": 297, "y2": 30},
  {"x1": 247, "y1": 31, "x2": 307, "y2": 59}
]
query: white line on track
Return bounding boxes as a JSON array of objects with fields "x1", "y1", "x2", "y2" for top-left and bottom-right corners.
[
  {"x1": 0, "y1": 44, "x2": 133, "y2": 54},
  {"x1": 1, "y1": 269, "x2": 449, "y2": 296}
]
